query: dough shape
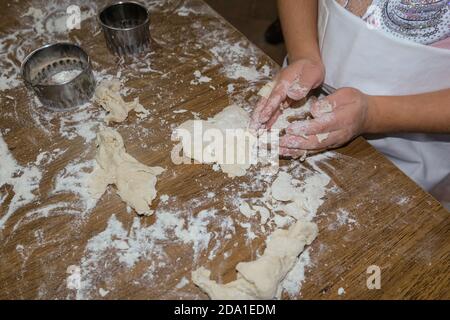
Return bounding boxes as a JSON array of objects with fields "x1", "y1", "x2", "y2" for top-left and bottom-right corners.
[
  {"x1": 271, "y1": 170, "x2": 330, "y2": 221},
  {"x1": 239, "y1": 201, "x2": 256, "y2": 218},
  {"x1": 174, "y1": 105, "x2": 257, "y2": 177},
  {"x1": 88, "y1": 127, "x2": 165, "y2": 216},
  {"x1": 271, "y1": 171, "x2": 296, "y2": 202},
  {"x1": 191, "y1": 219, "x2": 318, "y2": 300},
  {"x1": 257, "y1": 81, "x2": 275, "y2": 99},
  {"x1": 94, "y1": 79, "x2": 149, "y2": 124}
]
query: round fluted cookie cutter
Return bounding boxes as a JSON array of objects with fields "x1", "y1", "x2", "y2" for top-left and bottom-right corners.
[
  {"x1": 21, "y1": 42, "x2": 96, "y2": 111},
  {"x1": 98, "y1": 1, "x2": 151, "y2": 56}
]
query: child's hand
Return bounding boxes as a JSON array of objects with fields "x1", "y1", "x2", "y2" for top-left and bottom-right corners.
[
  {"x1": 279, "y1": 88, "x2": 373, "y2": 157},
  {"x1": 250, "y1": 58, "x2": 325, "y2": 131}
]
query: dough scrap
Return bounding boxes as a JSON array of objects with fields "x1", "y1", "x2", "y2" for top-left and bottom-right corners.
[
  {"x1": 271, "y1": 170, "x2": 330, "y2": 221},
  {"x1": 253, "y1": 205, "x2": 270, "y2": 224},
  {"x1": 257, "y1": 81, "x2": 275, "y2": 99},
  {"x1": 239, "y1": 201, "x2": 256, "y2": 218},
  {"x1": 88, "y1": 127, "x2": 165, "y2": 216},
  {"x1": 271, "y1": 171, "x2": 296, "y2": 202},
  {"x1": 94, "y1": 79, "x2": 149, "y2": 124},
  {"x1": 174, "y1": 105, "x2": 257, "y2": 177},
  {"x1": 191, "y1": 219, "x2": 318, "y2": 299}
]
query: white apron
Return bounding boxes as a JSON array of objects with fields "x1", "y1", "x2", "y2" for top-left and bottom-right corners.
[{"x1": 317, "y1": 0, "x2": 450, "y2": 191}]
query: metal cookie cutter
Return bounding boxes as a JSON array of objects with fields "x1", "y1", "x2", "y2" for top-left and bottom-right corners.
[
  {"x1": 21, "y1": 43, "x2": 96, "y2": 111},
  {"x1": 98, "y1": 1, "x2": 151, "y2": 56}
]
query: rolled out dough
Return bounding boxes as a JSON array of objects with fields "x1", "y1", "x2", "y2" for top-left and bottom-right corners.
[
  {"x1": 191, "y1": 219, "x2": 318, "y2": 299},
  {"x1": 174, "y1": 105, "x2": 257, "y2": 177},
  {"x1": 94, "y1": 79, "x2": 149, "y2": 124},
  {"x1": 88, "y1": 127, "x2": 165, "y2": 216}
]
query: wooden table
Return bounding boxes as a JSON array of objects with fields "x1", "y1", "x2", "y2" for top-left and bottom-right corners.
[{"x1": 0, "y1": 0, "x2": 448, "y2": 300}]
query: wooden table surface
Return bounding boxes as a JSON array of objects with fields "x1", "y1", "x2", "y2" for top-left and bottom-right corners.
[{"x1": 0, "y1": 0, "x2": 448, "y2": 300}]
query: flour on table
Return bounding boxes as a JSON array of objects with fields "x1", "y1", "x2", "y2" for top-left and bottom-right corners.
[
  {"x1": 259, "y1": 81, "x2": 331, "y2": 146},
  {"x1": 252, "y1": 205, "x2": 270, "y2": 224},
  {"x1": 191, "y1": 70, "x2": 211, "y2": 85},
  {"x1": 175, "y1": 277, "x2": 190, "y2": 289},
  {"x1": 173, "y1": 105, "x2": 257, "y2": 177},
  {"x1": 281, "y1": 248, "x2": 312, "y2": 297},
  {"x1": 94, "y1": 79, "x2": 149, "y2": 124},
  {"x1": 0, "y1": 134, "x2": 42, "y2": 230},
  {"x1": 88, "y1": 127, "x2": 165, "y2": 216},
  {"x1": 191, "y1": 220, "x2": 318, "y2": 299},
  {"x1": 257, "y1": 81, "x2": 275, "y2": 99}
]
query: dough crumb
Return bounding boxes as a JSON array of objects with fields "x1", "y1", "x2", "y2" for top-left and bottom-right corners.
[{"x1": 94, "y1": 79, "x2": 149, "y2": 124}]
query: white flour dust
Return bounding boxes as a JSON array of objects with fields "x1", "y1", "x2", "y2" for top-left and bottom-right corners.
[
  {"x1": 0, "y1": 134, "x2": 43, "y2": 230},
  {"x1": 52, "y1": 159, "x2": 98, "y2": 214},
  {"x1": 75, "y1": 205, "x2": 235, "y2": 299}
]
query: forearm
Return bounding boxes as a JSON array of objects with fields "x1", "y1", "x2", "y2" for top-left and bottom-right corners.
[
  {"x1": 366, "y1": 89, "x2": 450, "y2": 134},
  {"x1": 277, "y1": 0, "x2": 321, "y2": 63}
]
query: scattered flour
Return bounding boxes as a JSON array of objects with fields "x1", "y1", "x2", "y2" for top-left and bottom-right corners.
[
  {"x1": 281, "y1": 248, "x2": 312, "y2": 297},
  {"x1": 191, "y1": 70, "x2": 212, "y2": 85},
  {"x1": 98, "y1": 288, "x2": 109, "y2": 297},
  {"x1": 0, "y1": 134, "x2": 43, "y2": 230},
  {"x1": 52, "y1": 160, "x2": 98, "y2": 214},
  {"x1": 175, "y1": 277, "x2": 190, "y2": 289}
]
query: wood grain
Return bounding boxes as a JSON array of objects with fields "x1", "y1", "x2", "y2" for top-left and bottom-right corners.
[{"x1": 0, "y1": 0, "x2": 448, "y2": 300}]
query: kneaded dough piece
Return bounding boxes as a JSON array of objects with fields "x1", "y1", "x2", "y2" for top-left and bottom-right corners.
[
  {"x1": 89, "y1": 127, "x2": 165, "y2": 216},
  {"x1": 271, "y1": 171, "x2": 297, "y2": 202},
  {"x1": 94, "y1": 79, "x2": 149, "y2": 124},
  {"x1": 174, "y1": 105, "x2": 256, "y2": 177},
  {"x1": 191, "y1": 220, "x2": 318, "y2": 300},
  {"x1": 257, "y1": 81, "x2": 275, "y2": 99}
]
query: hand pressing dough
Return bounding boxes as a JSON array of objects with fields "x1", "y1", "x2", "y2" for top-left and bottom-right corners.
[
  {"x1": 174, "y1": 105, "x2": 257, "y2": 177},
  {"x1": 259, "y1": 81, "x2": 332, "y2": 149},
  {"x1": 88, "y1": 127, "x2": 165, "y2": 216},
  {"x1": 192, "y1": 219, "x2": 318, "y2": 299},
  {"x1": 94, "y1": 79, "x2": 149, "y2": 124}
]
